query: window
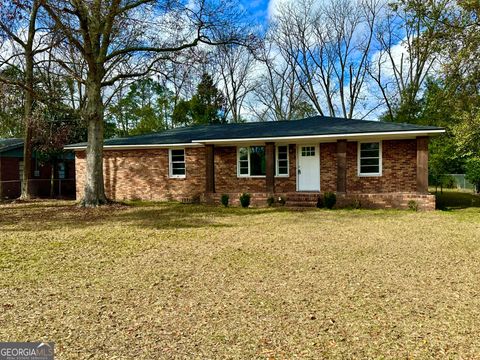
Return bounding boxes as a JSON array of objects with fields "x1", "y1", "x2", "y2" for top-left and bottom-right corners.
[
  {"x1": 237, "y1": 146, "x2": 266, "y2": 177},
  {"x1": 301, "y1": 146, "x2": 315, "y2": 156},
  {"x1": 238, "y1": 146, "x2": 289, "y2": 177},
  {"x1": 276, "y1": 145, "x2": 289, "y2": 176},
  {"x1": 238, "y1": 147, "x2": 249, "y2": 175},
  {"x1": 358, "y1": 142, "x2": 381, "y2": 176},
  {"x1": 169, "y1": 149, "x2": 186, "y2": 178},
  {"x1": 249, "y1": 146, "x2": 265, "y2": 176}
]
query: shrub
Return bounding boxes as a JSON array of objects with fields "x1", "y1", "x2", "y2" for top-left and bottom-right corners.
[
  {"x1": 267, "y1": 196, "x2": 275, "y2": 207},
  {"x1": 324, "y1": 192, "x2": 337, "y2": 209},
  {"x1": 408, "y1": 200, "x2": 418, "y2": 212},
  {"x1": 239, "y1": 193, "x2": 251, "y2": 208},
  {"x1": 221, "y1": 194, "x2": 229, "y2": 207},
  {"x1": 277, "y1": 196, "x2": 286, "y2": 206},
  {"x1": 316, "y1": 196, "x2": 324, "y2": 208},
  {"x1": 351, "y1": 199, "x2": 361, "y2": 209},
  {"x1": 191, "y1": 194, "x2": 201, "y2": 204}
]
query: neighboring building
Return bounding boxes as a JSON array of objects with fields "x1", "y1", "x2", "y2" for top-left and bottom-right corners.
[
  {"x1": 0, "y1": 138, "x2": 76, "y2": 199},
  {"x1": 67, "y1": 116, "x2": 444, "y2": 210}
]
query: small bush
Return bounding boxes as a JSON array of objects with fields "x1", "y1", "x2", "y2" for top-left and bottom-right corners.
[
  {"x1": 239, "y1": 193, "x2": 251, "y2": 208},
  {"x1": 221, "y1": 194, "x2": 229, "y2": 207},
  {"x1": 408, "y1": 200, "x2": 418, "y2": 212},
  {"x1": 277, "y1": 196, "x2": 286, "y2": 206},
  {"x1": 267, "y1": 196, "x2": 275, "y2": 207},
  {"x1": 191, "y1": 194, "x2": 201, "y2": 204},
  {"x1": 351, "y1": 199, "x2": 361, "y2": 209},
  {"x1": 324, "y1": 192, "x2": 337, "y2": 209},
  {"x1": 316, "y1": 196, "x2": 324, "y2": 208}
]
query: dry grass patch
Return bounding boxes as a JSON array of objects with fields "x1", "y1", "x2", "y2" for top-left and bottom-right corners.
[{"x1": 0, "y1": 201, "x2": 479, "y2": 359}]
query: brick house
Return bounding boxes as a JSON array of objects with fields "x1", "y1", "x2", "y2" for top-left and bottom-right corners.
[
  {"x1": 0, "y1": 138, "x2": 76, "y2": 199},
  {"x1": 67, "y1": 116, "x2": 444, "y2": 210}
]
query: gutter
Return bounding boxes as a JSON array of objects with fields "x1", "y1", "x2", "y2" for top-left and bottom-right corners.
[
  {"x1": 192, "y1": 129, "x2": 446, "y2": 144},
  {"x1": 65, "y1": 142, "x2": 204, "y2": 151}
]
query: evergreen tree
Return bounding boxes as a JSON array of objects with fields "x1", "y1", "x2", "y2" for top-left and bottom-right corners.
[
  {"x1": 108, "y1": 78, "x2": 174, "y2": 137},
  {"x1": 172, "y1": 73, "x2": 227, "y2": 126}
]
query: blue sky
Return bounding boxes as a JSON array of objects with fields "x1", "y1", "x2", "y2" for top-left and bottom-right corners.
[{"x1": 241, "y1": 0, "x2": 270, "y2": 24}]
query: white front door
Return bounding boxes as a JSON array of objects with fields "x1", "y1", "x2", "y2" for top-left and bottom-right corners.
[{"x1": 297, "y1": 145, "x2": 320, "y2": 191}]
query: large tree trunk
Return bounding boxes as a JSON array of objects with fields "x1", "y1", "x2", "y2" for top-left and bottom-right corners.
[
  {"x1": 81, "y1": 78, "x2": 107, "y2": 207},
  {"x1": 19, "y1": 1, "x2": 39, "y2": 200},
  {"x1": 20, "y1": 48, "x2": 34, "y2": 200}
]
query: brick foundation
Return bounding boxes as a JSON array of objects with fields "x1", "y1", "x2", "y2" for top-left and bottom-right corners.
[
  {"x1": 206, "y1": 192, "x2": 436, "y2": 211},
  {"x1": 335, "y1": 193, "x2": 435, "y2": 211}
]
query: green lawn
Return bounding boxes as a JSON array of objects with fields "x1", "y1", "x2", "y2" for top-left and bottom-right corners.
[{"x1": 1, "y1": 201, "x2": 479, "y2": 359}]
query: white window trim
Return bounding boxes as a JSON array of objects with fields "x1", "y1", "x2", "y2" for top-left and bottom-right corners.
[
  {"x1": 275, "y1": 145, "x2": 289, "y2": 177},
  {"x1": 237, "y1": 145, "x2": 290, "y2": 178},
  {"x1": 169, "y1": 148, "x2": 186, "y2": 178},
  {"x1": 357, "y1": 141, "x2": 382, "y2": 177},
  {"x1": 237, "y1": 146, "x2": 266, "y2": 178}
]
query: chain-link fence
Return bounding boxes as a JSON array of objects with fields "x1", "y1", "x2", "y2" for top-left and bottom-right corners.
[
  {"x1": 430, "y1": 174, "x2": 477, "y2": 192},
  {"x1": 448, "y1": 174, "x2": 476, "y2": 191}
]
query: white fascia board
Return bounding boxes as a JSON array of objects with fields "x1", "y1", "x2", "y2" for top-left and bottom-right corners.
[
  {"x1": 192, "y1": 129, "x2": 445, "y2": 144},
  {"x1": 65, "y1": 143, "x2": 204, "y2": 151}
]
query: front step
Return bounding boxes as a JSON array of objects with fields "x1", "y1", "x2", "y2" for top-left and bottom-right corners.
[
  {"x1": 285, "y1": 201, "x2": 318, "y2": 208},
  {"x1": 282, "y1": 193, "x2": 321, "y2": 208},
  {"x1": 205, "y1": 192, "x2": 323, "y2": 208}
]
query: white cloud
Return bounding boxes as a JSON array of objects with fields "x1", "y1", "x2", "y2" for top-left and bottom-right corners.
[
  {"x1": 267, "y1": 0, "x2": 284, "y2": 18},
  {"x1": 268, "y1": 0, "x2": 330, "y2": 19}
]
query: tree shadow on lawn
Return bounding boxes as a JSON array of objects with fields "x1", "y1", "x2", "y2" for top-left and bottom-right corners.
[
  {"x1": 101, "y1": 202, "x2": 294, "y2": 231},
  {"x1": 434, "y1": 191, "x2": 480, "y2": 210},
  {"x1": 0, "y1": 201, "x2": 282, "y2": 232}
]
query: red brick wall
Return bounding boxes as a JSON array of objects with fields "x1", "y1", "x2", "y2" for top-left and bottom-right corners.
[
  {"x1": 213, "y1": 145, "x2": 297, "y2": 194},
  {"x1": 320, "y1": 143, "x2": 337, "y2": 192},
  {"x1": 345, "y1": 139, "x2": 417, "y2": 193},
  {"x1": 74, "y1": 139, "x2": 421, "y2": 202},
  {"x1": 76, "y1": 147, "x2": 205, "y2": 201},
  {"x1": 319, "y1": 140, "x2": 417, "y2": 194},
  {"x1": 75, "y1": 153, "x2": 86, "y2": 199},
  {"x1": 214, "y1": 146, "x2": 265, "y2": 193}
]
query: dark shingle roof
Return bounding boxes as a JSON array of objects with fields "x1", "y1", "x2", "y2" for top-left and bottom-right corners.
[
  {"x1": 0, "y1": 138, "x2": 24, "y2": 153},
  {"x1": 66, "y1": 116, "x2": 444, "y2": 148}
]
